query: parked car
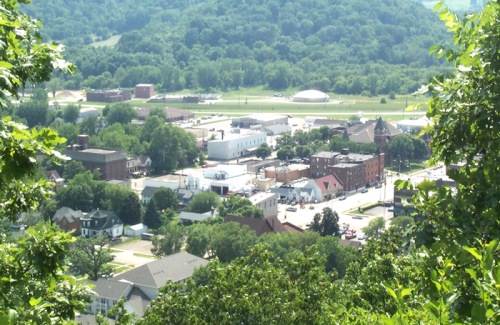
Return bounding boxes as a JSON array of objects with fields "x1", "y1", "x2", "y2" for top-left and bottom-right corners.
[
  {"x1": 292, "y1": 123, "x2": 298, "y2": 126},
  {"x1": 287, "y1": 114, "x2": 293, "y2": 118},
  {"x1": 218, "y1": 113, "x2": 223, "y2": 117},
  {"x1": 285, "y1": 207, "x2": 297, "y2": 212},
  {"x1": 211, "y1": 114, "x2": 216, "y2": 116},
  {"x1": 252, "y1": 188, "x2": 260, "y2": 194},
  {"x1": 353, "y1": 214, "x2": 363, "y2": 219},
  {"x1": 358, "y1": 234, "x2": 367, "y2": 240},
  {"x1": 209, "y1": 128, "x2": 215, "y2": 131},
  {"x1": 201, "y1": 117, "x2": 208, "y2": 120},
  {"x1": 339, "y1": 196, "x2": 347, "y2": 201},
  {"x1": 409, "y1": 116, "x2": 419, "y2": 120},
  {"x1": 345, "y1": 231, "x2": 357, "y2": 239},
  {"x1": 375, "y1": 183, "x2": 383, "y2": 188},
  {"x1": 361, "y1": 188, "x2": 369, "y2": 193},
  {"x1": 78, "y1": 98, "x2": 83, "y2": 102},
  {"x1": 207, "y1": 116, "x2": 212, "y2": 119},
  {"x1": 291, "y1": 200, "x2": 297, "y2": 206},
  {"x1": 110, "y1": 237, "x2": 122, "y2": 243},
  {"x1": 273, "y1": 93, "x2": 281, "y2": 97}
]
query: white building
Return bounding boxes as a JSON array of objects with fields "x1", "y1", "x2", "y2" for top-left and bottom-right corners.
[
  {"x1": 207, "y1": 131, "x2": 267, "y2": 160},
  {"x1": 231, "y1": 114, "x2": 288, "y2": 128},
  {"x1": 292, "y1": 90, "x2": 329, "y2": 103},
  {"x1": 186, "y1": 165, "x2": 252, "y2": 195},
  {"x1": 124, "y1": 223, "x2": 148, "y2": 237},
  {"x1": 80, "y1": 209, "x2": 123, "y2": 238},
  {"x1": 79, "y1": 107, "x2": 99, "y2": 119},
  {"x1": 248, "y1": 192, "x2": 278, "y2": 218},
  {"x1": 143, "y1": 174, "x2": 187, "y2": 190},
  {"x1": 396, "y1": 118, "x2": 433, "y2": 132}
]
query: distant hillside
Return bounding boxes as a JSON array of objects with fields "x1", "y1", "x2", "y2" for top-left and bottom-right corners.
[{"x1": 23, "y1": 0, "x2": 454, "y2": 95}]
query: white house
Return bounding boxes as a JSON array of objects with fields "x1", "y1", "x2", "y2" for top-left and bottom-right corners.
[{"x1": 80, "y1": 209, "x2": 123, "y2": 238}]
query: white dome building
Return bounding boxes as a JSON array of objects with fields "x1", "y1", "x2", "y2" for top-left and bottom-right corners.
[{"x1": 291, "y1": 90, "x2": 329, "y2": 103}]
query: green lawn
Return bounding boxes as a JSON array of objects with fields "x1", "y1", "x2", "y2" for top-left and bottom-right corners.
[
  {"x1": 114, "y1": 266, "x2": 131, "y2": 273},
  {"x1": 133, "y1": 252, "x2": 155, "y2": 259},
  {"x1": 198, "y1": 118, "x2": 230, "y2": 126},
  {"x1": 385, "y1": 161, "x2": 428, "y2": 174},
  {"x1": 91, "y1": 35, "x2": 121, "y2": 47}
]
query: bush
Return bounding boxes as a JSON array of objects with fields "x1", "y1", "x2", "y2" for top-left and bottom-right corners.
[
  {"x1": 380, "y1": 97, "x2": 387, "y2": 104},
  {"x1": 389, "y1": 91, "x2": 396, "y2": 100}
]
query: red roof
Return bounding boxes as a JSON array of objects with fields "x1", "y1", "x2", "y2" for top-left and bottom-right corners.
[
  {"x1": 282, "y1": 222, "x2": 304, "y2": 233},
  {"x1": 314, "y1": 174, "x2": 343, "y2": 193},
  {"x1": 224, "y1": 215, "x2": 287, "y2": 237}
]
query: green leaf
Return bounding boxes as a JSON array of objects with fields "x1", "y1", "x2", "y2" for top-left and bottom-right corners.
[
  {"x1": 401, "y1": 288, "x2": 412, "y2": 297},
  {"x1": 434, "y1": 1, "x2": 445, "y2": 12},
  {"x1": 383, "y1": 282, "x2": 398, "y2": 301},
  {"x1": 8, "y1": 310, "x2": 17, "y2": 324},
  {"x1": 29, "y1": 297, "x2": 42, "y2": 306},
  {"x1": 463, "y1": 246, "x2": 482, "y2": 260},
  {"x1": 382, "y1": 316, "x2": 395, "y2": 325}
]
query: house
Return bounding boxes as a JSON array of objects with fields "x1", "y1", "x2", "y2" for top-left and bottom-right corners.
[
  {"x1": 81, "y1": 209, "x2": 123, "y2": 238},
  {"x1": 84, "y1": 252, "x2": 209, "y2": 317},
  {"x1": 127, "y1": 156, "x2": 152, "y2": 174},
  {"x1": 141, "y1": 186, "x2": 159, "y2": 205},
  {"x1": 308, "y1": 174, "x2": 343, "y2": 202},
  {"x1": 282, "y1": 222, "x2": 304, "y2": 233},
  {"x1": 52, "y1": 207, "x2": 84, "y2": 235},
  {"x1": 45, "y1": 170, "x2": 64, "y2": 189},
  {"x1": 224, "y1": 215, "x2": 287, "y2": 237},
  {"x1": 124, "y1": 223, "x2": 148, "y2": 237},
  {"x1": 177, "y1": 189, "x2": 201, "y2": 206}
]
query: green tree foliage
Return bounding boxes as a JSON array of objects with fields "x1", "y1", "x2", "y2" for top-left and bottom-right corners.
[
  {"x1": 232, "y1": 205, "x2": 264, "y2": 219},
  {"x1": 254, "y1": 142, "x2": 272, "y2": 160},
  {"x1": 151, "y1": 223, "x2": 186, "y2": 257},
  {"x1": 152, "y1": 187, "x2": 179, "y2": 211},
  {"x1": 390, "y1": 216, "x2": 415, "y2": 232},
  {"x1": 388, "y1": 134, "x2": 415, "y2": 161},
  {"x1": 102, "y1": 184, "x2": 142, "y2": 225},
  {"x1": 348, "y1": 115, "x2": 362, "y2": 126},
  {"x1": 0, "y1": 224, "x2": 92, "y2": 323},
  {"x1": 139, "y1": 245, "x2": 338, "y2": 324},
  {"x1": 143, "y1": 200, "x2": 161, "y2": 230},
  {"x1": 62, "y1": 103, "x2": 80, "y2": 124},
  {"x1": 14, "y1": 89, "x2": 49, "y2": 128},
  {"x1": 0, "y1": 217, "x2": 13, "y2": 243},
  {"x1": 104, "y1": 103, "x2": 136, "y2": 125},
  {"x1": 362, "y1": 216, "x2": 386, "y2": 238},
  {"x1": 185, "y1": 223, "x2": 211, "y2": 258},
  {"x1": 309, "y1": 207, "x2": 340, "y2": 237},
  {"x1": 295, "y1": 145, "x2": 311, "y2": 159},
  {"x1": 186, "y1": 191, "x2": 220, "y2": 214},
  {"x1": 192, "y1": 264, "x2": 210, "y2": 286},
  {"x1": 217, "y1": 194, "x2": 258, "y2": 218},
  {"x1": 67, "y1": 236, "x2": 114, "y2": 280},
  {"x1": 63, "y1": 160, "x2": 86, "y2": 180},
  {"x1": 40, "y1": 200, "x2": 58, "y2": 222},
  {"x1": 276, "y1": 145, "x2": 295, "y2": 160}
]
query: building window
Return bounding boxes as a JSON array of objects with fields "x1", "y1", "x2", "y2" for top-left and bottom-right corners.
[
  {"x1": 101, "y1": 298, "x2": 106, "y2": 304},
  {"x1": 95, "y1": 220, "x2": 98, "y2": 226}
]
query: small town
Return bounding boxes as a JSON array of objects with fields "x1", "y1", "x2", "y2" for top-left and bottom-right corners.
[{"x1": 0, "y1": 0, "x2": 497, "y2": 324}]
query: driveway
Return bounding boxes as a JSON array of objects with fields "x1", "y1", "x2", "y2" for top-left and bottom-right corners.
[{"x1": 115, "y1": 239, "x2": 154, "y2": 255}]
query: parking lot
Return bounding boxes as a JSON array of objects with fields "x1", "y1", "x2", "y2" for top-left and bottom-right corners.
[{"x1": 113, "y1": 239, "x2": 154, "y2": 255}]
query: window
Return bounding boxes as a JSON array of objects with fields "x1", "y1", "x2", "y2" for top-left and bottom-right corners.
[
  {"x1": 113, "y1": 300, "x2": 117, "y2": 305},
  {"x1": 101, "y1": 298, "x2": 106, "y2": 304},
  {"x1": 95, "y1": 220, "x2": 98, "y2": 226},
  {"x1": 63, "y1": 219, "x2": 67, "y2": 226}
]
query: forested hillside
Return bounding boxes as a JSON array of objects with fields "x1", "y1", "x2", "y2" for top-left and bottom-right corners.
[{"x1": 23, "y1": 0, "x2": 453, "y2": 95}]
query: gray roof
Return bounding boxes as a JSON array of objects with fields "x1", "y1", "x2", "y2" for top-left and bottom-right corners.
[
  {"x1": 89, "y1": 278, "x2": 131, "y2": 300},
  {"x1": 52, "y1": 207, "x2": 84, "y2": 223},
  {"x1": 349, "y1": 130, "x2": 374, "y2": 144},
  {"x1": 271, "y1": 187, "x2": 293, "y2": 196},
  {"x1": 114, "y1": 252, "x2": 208, "y2": 287},
  {"x1": 142, "y1": 186, "x2": 159, "y2": 198},
  {"x1": 313, "y1": 119, "x2": 347, "y2": 127},
  {"x1": 177, "y1": 189, "x2": 201, "y2": 201},
  {"x1": 179, "y1": 211, "x2": 213, "y2": 222},
  {"x1": 126, "y1": 287, "x2": 151, "y2": 316},
  {"x1": 81, "y1": 210, "x2": 123, "y2": 231},
  {"x1": 311, "y1": 151, "x2": 340, "y2": 159}
]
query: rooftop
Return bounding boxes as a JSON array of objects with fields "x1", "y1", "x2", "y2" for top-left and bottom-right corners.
[
  {"x1": 311, "y1": 151, "x2": 340, "y2": 158},
  {"x1": 80, "y1": 148, "x2": 117, "y2": 154},
  {"x1": 136, "y1": 84, "x2": 154, "y2": 87},
  {"x1": 148, "y1": 175, "x2": 187, "y2": 183},
  {"x1": 237, "y1": 114, "x2": 287, "y2": 121},
  {"x1": 248, "y1": 192, "x2": 276, "y2": 204}
]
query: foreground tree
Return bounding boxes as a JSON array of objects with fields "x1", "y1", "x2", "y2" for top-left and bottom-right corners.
[
  {"x1": 254, "y1": 142, "x2": 272, "y2": 160},
  {"x1": 67, "y1": 236, "x2": 114, "y2": 280},
  {"x1": 309, "y1": 207, "x2": 339, "y2": 236}
]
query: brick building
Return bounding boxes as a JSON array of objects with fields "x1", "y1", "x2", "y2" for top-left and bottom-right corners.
[
  {"x1": 310, "y1": 148, "x2": 384, "y2": 191},
  {"x1": 52, "y1": 207, "x2": 84, "y2": 235},
  {"x1": 86, "y1": 89, "x2": 131, "y2": 103},
  {"x1": 135, "y1": 84, "x2": 155, "y2": 99},
  {"x1": 264, "y1": 164, "x2": 310, "y2": 183},
  {"x1": 63, "y1": 135, "x2": 128, "y2": 180},
  {"x1": 135, "y1": 106, "x2": 195, "y2": 122}
]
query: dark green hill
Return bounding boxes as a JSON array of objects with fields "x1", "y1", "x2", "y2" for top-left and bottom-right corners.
[{"x1": 23, "y1": 0, "x2": 453, "y2": 95}]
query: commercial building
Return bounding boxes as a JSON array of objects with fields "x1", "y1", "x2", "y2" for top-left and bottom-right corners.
[
  {"x1": 207, "y1": 131, "x2": 267, "y2": 160},
  {"x1": 264, "y1": 164, "x2": 311, "y2": 183},
  {"x1": 231, "y1": 114, "x2": 288, "y2": 128},
  {"x1": 248, "y1": 192, "x2": 278, "y2": 218},
  {"x1": 186, "y1": 165, "x2": 252, "y2": 195},
  {"x1": 265, "y1": 124, "x2": 292, "y2": 136},
  {"x1": 291, "y1": 90, "x2": 329, "y2": 103},
  {"x1": 242, "y1": 159, "x2": 280, "y2": 175},
  {"x1": 135, "y1": 84, "x2": 154, "y2": 99},
  {"x1": 147, "y1": 95, "x2": 200, "y2": 104},
  {"x1": 311, "y1": 148, "x2": 385, "y2": 190},
  {"x1": 86, "y1": 89, "x2": 131, "y2": 103},
  {"x1": 135, "y1": 106, "x2": 194, "y2": 122},
  {"x1": 63, "y1": 135, "x2": 127, "y2": 181}
]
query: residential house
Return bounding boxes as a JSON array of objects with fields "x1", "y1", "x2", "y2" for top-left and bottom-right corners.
[
  {"x1": 45, "y1": 170, "x2": 64, "y2": 189},
  {"x1": 177, "y1": 189, "x2": 201, "y2": 206},
  {"x1": 308, "y1": 174, "x2": 344, "y2": 202},
  {"x1": 85, "y1": 252, "x2": 208, "y2": 317},
  {"x1": 52, "y1": 207, "x2": 84, "y2": 235},
  {"x1": 81, "y1": 209, "x2": 123, "y2": 238},
  {"x1": 224, "y1": 215, "x2": 287, "y2": 237},
  {"x1": 141, "y1": 186, "x2": 159, "y2": 205},
  {"x1": 127, "y1": 156, "x2": 152, "y2": 174}
]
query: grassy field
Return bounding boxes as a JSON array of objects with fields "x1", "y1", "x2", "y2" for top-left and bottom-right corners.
[{"x1": 91, "y1": 35, "x2": 121, "y2": 47}]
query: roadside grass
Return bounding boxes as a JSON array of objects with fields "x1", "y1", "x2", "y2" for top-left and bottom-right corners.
[
  {"x1": 133, "y1": 252, "x2": 155, "y2": 259},
  {"x1": 198, "y1": 118, "x2": 230, "y2": 126},
  {"x1": 114, "y1": 266, "x2": 131, "y2": 274}
]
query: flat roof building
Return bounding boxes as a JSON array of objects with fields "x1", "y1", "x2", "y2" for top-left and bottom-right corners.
[
  {"x1": 63, "y1": 135, "x2": 127, "y2": 180},
  {"x1": 86, "y1": 89, "x2": 131, "y2": 103},
  {"x1": 207, "y1": 132, "x2": 267, "y2": 160},
  {"x1": 232, "y1": 114, "x2": 288, "y2": 128},
  {"x1": 135, "y1": 84, "x2": 154, "y2": 99},
  {"x1": 136, "y1": 106, "x2": 195, "y2": 122},
  {"x1": 248, "y1": 192, "x2": 278, "y2": 218}
]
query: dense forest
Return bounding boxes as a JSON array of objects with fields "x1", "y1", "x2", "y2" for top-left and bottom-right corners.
[{"x1": 22, "y1": 0, "x2": 453, "y2": 95}]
